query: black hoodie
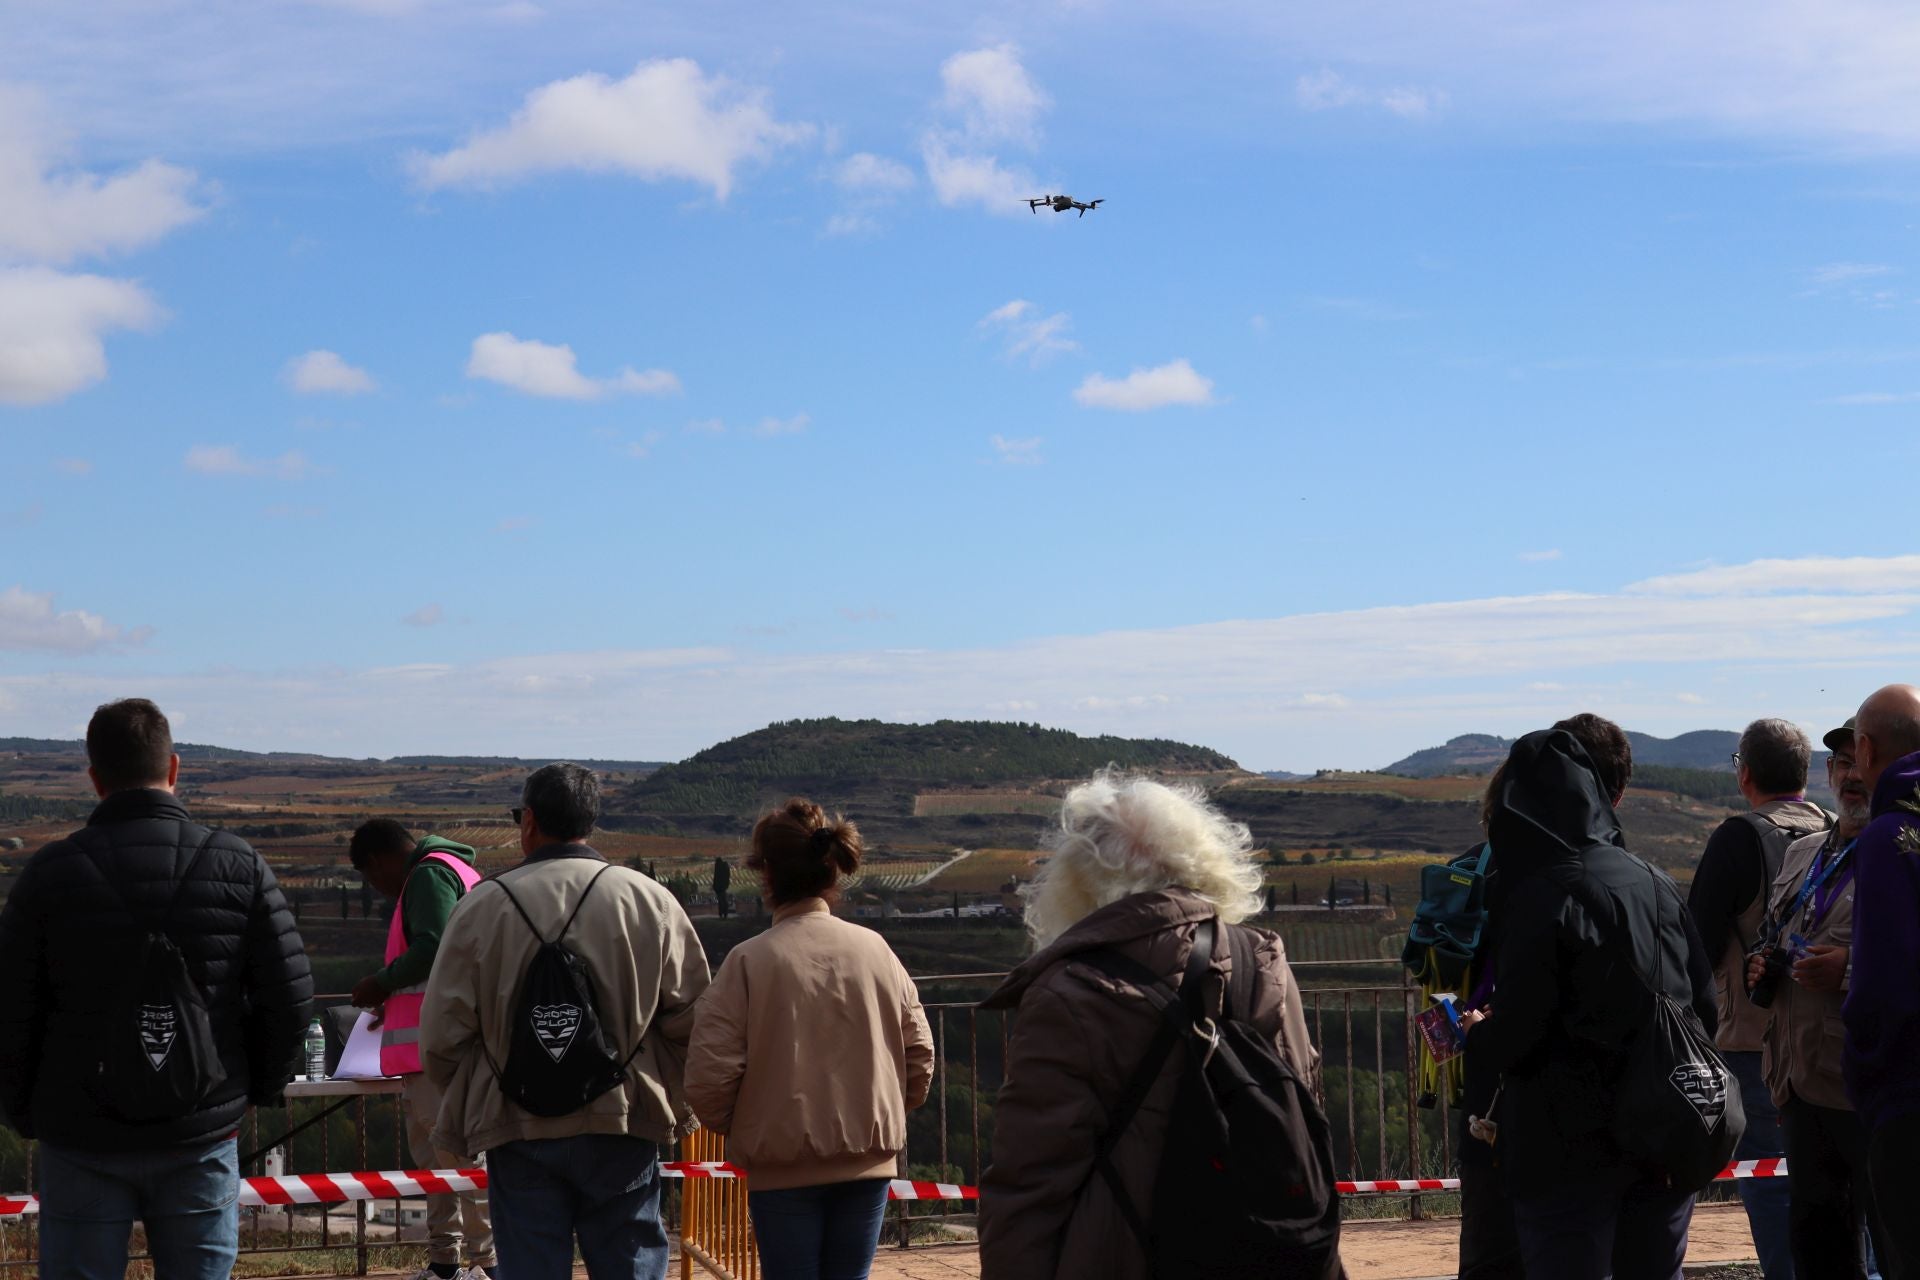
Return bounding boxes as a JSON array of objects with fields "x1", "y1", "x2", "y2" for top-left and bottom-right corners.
[{"x1": 1470, "y1": 730, "x2": 1717, "y2": 1189}]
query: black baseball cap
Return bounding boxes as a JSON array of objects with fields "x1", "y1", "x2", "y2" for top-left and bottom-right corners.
[{"x1": 1823, "y1": 716, "x2": 1856, "y2": 755}]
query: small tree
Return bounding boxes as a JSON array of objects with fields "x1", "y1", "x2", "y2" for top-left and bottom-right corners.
[{"x1": 1300, "y1": 851, "x2": 1318, "y2": 866}]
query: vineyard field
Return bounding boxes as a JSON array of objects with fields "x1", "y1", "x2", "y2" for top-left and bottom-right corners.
[{"x1": 913, "y1": 792, "x2": 1061, "y2": 818}]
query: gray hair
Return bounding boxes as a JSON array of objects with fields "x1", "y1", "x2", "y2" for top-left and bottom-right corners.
[
  {"x1": 522, "y1": 762, "x2": 600, "y2": 842},
  {"x1": 1739, "y1": 718, "x2": 1811, "y2": 796},
  {"x1": 1021, "y1": 770, "x2": 1264, "y2": 949}
]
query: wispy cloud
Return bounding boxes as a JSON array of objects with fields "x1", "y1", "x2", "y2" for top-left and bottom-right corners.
[
  {"x1": 183, "y1": 445, "x2": 317, "y2": 479},
  {"x1": 285, "y1": 349, "x2": 376, "y2": 395},
  {"x1": 1074, "y1": 358, "x2": 1216, "y2": 411},
  {"x1": 465, "y1": 332, "x2": 680, "y2": 400},
  {"x1": 979, "y1": 299, "x2": 1077, "y2": 364},
  {"x1": 988, "y1": 434, "x2": 1044, "y2": 466},
  {"x1": 922, "y1": 44, "x2": 1049, "y2": 215},
  {"x1": 402, "y1": 603, "x2": 445, "y2": 627},
  {"x1": 754, "y1": 412, "x2": 809, "y2": 437},
  {"x1": 52, "y1": 457, "x2": 92, "y2": 475},
  {"x1": 410, "y1": 59, "x2": 812, "y2": 199},
  {"x1": 834, "y1": 152, "x2": 915, "y2": 193},
  {"x1": 1295, "y1": 69, "x2": 1446, "y2": 118},
  {"x1": 1828, "y1": 391, "x2": 1920, "y2": 405},
  {"x1": 1810, "y1": 262, "x2": 1895, "y2": 286},
  {"x1": 0, "y1": 585, "x2": 150, "y2": 653}
]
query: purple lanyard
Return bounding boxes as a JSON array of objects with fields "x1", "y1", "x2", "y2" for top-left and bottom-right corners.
[{"x1": 1797, "y1": 838, "x2": 1857, "y2": 935}]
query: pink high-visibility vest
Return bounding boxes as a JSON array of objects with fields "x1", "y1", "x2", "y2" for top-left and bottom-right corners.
[{"x1": 378, "y1": 850, "x2": 483, "y2": 1076}]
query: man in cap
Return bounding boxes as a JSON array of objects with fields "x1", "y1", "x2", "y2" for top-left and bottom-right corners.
[
  {"x1": 1747, "y1": 719, "x2": 1884, "y2": 1278},
  {"x1": 1843, "y1": 684, "x2": 1920, "y2": 1280}
]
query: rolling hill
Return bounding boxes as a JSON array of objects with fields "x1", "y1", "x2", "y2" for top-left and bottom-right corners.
[{"x1": 1382, "y1": 728, "x2": 1750, "y2": 777}]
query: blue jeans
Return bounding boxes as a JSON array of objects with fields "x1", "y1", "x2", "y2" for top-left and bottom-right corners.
[
  {"x1": 37, "y1": 1136, "x2": 238, "y2": 1280},
  {"x1": 747, "y1": 1179, "x2": 892, "y2": 1280},
  {"x1": 1728, "y1": 1050, "x2": 1796, "y2": 1280},
  {"x1": 487, "y1": 1134, "x2": 667, "y2": 1280}
]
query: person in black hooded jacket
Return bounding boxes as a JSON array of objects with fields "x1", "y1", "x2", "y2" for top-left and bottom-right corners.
[
  {"x1": 0, "y1": 699, "x2": 313, "y2": 1280},
  {"x1": 1465, "y1": 723, "x2": 1718, "y2": 1280}
]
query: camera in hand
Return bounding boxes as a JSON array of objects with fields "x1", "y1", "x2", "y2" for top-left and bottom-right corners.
[{"x1": 1748, "y1": 939, "x2": 1791, "y2": 1008}]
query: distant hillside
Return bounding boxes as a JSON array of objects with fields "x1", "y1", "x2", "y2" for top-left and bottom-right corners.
[
  {"x1": 622, "y1": 718, "x2": 1238, "y2": 817},
  {"x1": 0, "y1": 738, "x2": 658, "y2": 774},
  {"x1": 1383, "y1": 728, "x2": 1749, "y2": 777}
]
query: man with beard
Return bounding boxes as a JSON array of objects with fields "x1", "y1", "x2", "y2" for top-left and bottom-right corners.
[{"x1": 1748, "y1": 719, "x2": 1884, "y2": 1280}]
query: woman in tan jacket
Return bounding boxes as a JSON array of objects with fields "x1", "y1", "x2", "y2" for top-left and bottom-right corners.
[
  {"x1": 977, "y1": 770, "x2": 1324, "y2": 1280},
  {"x1": 685, "y1": 799, "x2": 935, "y2": 1280}
]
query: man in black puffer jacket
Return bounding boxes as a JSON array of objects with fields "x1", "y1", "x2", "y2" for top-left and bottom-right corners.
[
  {"x1": 1465, "y1": 721, "x2": 1719, "y2": 1280},
  {"x1": 0, "y1": 699, "x2": 313, "y2": 1280}
]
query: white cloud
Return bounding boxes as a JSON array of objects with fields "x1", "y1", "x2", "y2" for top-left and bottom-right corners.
[
  {"x1": 0, "y1": 585, "x2": 149, "y2": 653},
  {"x1": 1518, "y1": 548, "x2": 1564, "y2": 562},
  {"x1": 921, "y1": 138, "x2": 1037, "y2": 214},
  {"x1": 0, "y1": 267, "x2": 160, "y2": 405},
  {"x1": 411, "y1": 59, "x2": 812, "y2": 199},
  {"x1": 0, "y1": 86, "x2": 206, "y2": 266},
  {"x1": 823, "y1": 213, "x2": 880, "y2": 237},
  {"x1": 940, "y1": 44, "x2": 1050, "y2": 147},
  {"x1": 1074, "y1": 358, "x2": 1216, "y2": 411},
  {"x1": 755, "y1": 412, "x2": 809, "y2": 437},
  {"x1": 403, "y1": 603, "x2": 445, "y2": 627},
  {"x1": 285, "y1": 349, "x2": 376, "y2": 395},
  {"x1": 1628, "y1": 555, "x2": 1920, "y2": 596},
  {"x1": 1677, "y1": 692, "x2": 1708, "y2": 704},
  {"x1": 980, "y1": 298, "x2": 1077, "y2": 364},
  {"x1": 625, "y1": 429, "x2": 665, "y2": 459},
  {"x1": 465, "y1": 332, "x2": 680, "y2": 400},
  {"x1": 1293, "y1": 692, "x2": 1352, "y2": 709},
  {"x1": 835, "y1": 152, "x2": 916, "y2": 193},
  {"x1": 1829, "y1": 391, "x2": 1920, "y2": 405},
  {"x1": 183, "y1": 445, "x2": 317, "y2": 479},
  {"x1": 8, "y1": 553, "x2": 1920, "y2": 767},
  {"x1": 1295, "y1": 69, "x2": 1445, "y2": 118},
  {"x1": 685, "y1": 417, "x2": 726, "y2": 435},
  {"x1": 989, "y1": 434, "x2": 1044, "y2": 466},
  {"x1": 1810, "y1": 262, "x2": 1894, "y2": 286}
]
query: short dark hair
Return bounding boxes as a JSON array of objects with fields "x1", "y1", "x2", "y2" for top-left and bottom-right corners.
[
  {"x1": 1739, "y1": 718, "x2": 1811, "y2": 796},
  {"x1": 749, "y1": 797, "x2": 862, "y2": 906},
  {"x1": 86, "y1": 698, "x2": 174, "y2": 792},
  {"x1": 523, "y1": 763, "x2": 599, "y2": 842},
  {"x1": 349, "y1": 818, "x2": 415, "y2": 871},
  {"x1": 1552, "y1": 713, "x2": 1632, "y2": 800}
]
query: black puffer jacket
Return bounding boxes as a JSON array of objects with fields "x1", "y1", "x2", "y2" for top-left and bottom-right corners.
[
  {"x1": 0, "y1": 789, "x2": 314, "y2": 1150},
  {"x1": 1472, "y1": 731, "x2": 1717, "y2": 1190}
]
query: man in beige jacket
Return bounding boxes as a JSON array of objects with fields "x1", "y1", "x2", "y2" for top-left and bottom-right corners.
[
  {"x1": 1748, "y1": 720, "x2": 1885, "y2": 1279},
  {"x1": 421, "y1": 763, "x2": 710, "y2": 1280}
]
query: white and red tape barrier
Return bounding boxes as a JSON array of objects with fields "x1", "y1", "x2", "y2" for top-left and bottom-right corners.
[{"x1": 0, "y1": 1158, "x2": 1788, "y2": 1218}]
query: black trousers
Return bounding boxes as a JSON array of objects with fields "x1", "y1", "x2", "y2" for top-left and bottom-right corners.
[
  {"x1": 1459, "y1": 1161, "x2": 1525, "y2": 1280},
  {"x1": 1869, "y1": 1111, "x2": 1920, "y2": 1280},
  {"x1": 1781, "y1": 1093, "x2": 1883, "y2": 1280}
]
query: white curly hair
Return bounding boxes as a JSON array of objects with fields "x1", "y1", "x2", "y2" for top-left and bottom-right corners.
[{"x1": 1021, "y1": 769, "x2": 1265, "y2": 948}]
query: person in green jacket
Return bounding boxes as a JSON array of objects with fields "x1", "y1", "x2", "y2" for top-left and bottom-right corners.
[{"x1": 349, "y1": 820, "x2": 495, "y2": 1280}]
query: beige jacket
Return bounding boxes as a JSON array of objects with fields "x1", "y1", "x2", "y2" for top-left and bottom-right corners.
[
  {"x1": 976, "y1": 889, "x2": 1320, "y2": 1280},
  {"x1": 683, "y1": 898, "x2": 934, "y2": 1191},
  {"x1": 420, "y1": 845, "x2": 711, "y2": 1158},
  {"x1": 1714, "y1": 800, "x2": 1833, "y2": 1053},
  {"x1": 1761, "y1": 828, "x2": 1858, "y2": 1110}
]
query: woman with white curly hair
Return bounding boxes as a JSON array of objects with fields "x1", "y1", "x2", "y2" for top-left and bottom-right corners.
[{"x1": 977, "y1": 771, "x2": 1326, "y2": 1280}]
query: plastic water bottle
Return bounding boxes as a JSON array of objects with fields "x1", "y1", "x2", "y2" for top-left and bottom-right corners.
[{"x1": 304, "y1": 1017, "x2": 326, "y2": 1080}]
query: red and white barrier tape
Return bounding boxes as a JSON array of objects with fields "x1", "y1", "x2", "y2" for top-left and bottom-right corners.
[{"x1": 0, "y1": 1157, "x2": 1786, "y2": 1217}]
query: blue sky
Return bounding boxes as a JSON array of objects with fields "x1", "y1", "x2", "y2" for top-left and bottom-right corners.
[{"x1": 4, "y1": 0, "x2": 1920, "y2": 770}]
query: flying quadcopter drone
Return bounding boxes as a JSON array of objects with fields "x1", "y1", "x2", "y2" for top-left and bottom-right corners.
[{"x1": 1027, "y1": 194, "x2": 1104, "y2": 217}]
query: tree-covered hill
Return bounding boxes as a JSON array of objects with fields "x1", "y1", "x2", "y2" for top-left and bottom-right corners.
[
  {"x1": 1382, "y1": 728, "x2": 1754, "y2": 777},
  {"x1": 621, "y1": 718, "x2": 1239, "y2": 817}
]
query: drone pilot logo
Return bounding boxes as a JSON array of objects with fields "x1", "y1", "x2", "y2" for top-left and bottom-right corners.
[
  {"x1": 1669, "y1": 1061, "x2": 1727, "y2": 1131},
  {"x1": 140, "y1": 1002, "x2": 178, "y2": 1072},
  {"x1": 532, "y1": 1003, "x2": 583, "y2": 1062}
]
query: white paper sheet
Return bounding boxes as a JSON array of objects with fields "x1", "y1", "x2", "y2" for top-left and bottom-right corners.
[{"x1": 332, "y1": 1010, "x2": 389, "y2": 1080}]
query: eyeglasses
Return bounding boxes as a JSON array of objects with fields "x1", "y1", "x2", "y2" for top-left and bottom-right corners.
[
  {"x1": 1829, "y1": 756, "x2": 1856, "y2": 772},
  {"x1": 1730, "y1": 752, "x2": 1743, "y2": 768},
  {"x1": 510, "y1": 807, "x2": 526, "y2": 823}
]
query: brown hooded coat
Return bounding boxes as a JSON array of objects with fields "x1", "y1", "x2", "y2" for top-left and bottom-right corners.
[{"x1": 976, "y1": 888, "x2": 1321, "y2": 1280}]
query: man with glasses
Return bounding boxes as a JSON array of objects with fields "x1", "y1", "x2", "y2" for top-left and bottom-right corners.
[
  {"x1": 1688, "y1": 718, "x2": 1834, "y2": 1280},
  {"x1": 1843, "y1": 684, "x2": 1920, "y2": 1280},
  {"x1": 1747, "y1": 720, "x2": 1883, "y2": 1279}
]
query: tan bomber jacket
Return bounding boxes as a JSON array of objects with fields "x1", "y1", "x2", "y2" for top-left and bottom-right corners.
[
  {"x1": 684, "y1": 898, "x2": 935, "y2": 1191},
  {"x1": 420, "y1": 844, "x2": 712, "y2": 1158}
]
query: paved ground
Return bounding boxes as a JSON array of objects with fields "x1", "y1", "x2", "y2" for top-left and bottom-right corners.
[{"x1": 858, "y1": 1201, "x2": 1760, "y2": 1280}]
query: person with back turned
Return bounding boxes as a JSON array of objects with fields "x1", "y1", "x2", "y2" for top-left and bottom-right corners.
[
  {"x1": 1842, "y1": 684, "x2": 1920, "y2": 1280},
  {"x1": 0, "y1": 699, "x2": 313, "y2": 1280},
  {"x1": 1687, "y1": 718, "x2": 1831, "y2": 1280}
]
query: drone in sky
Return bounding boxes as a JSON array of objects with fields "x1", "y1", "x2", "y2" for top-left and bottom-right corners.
[{"x1": 1027, "y1": 194, "x2": 1104, "y2": 217}]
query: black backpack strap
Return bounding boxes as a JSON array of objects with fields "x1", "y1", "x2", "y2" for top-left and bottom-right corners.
[
  {"x1": 1223, "y1": 922, "x2": 1258, "y2": 1023},
  {"x1": 80, "y1": 826, "x2": 218, "y2": 933},
  {"x1": 488, "y1": 874, "x2": 546, "y2": 942},
  {"x1": 555, "y1": 863, "x2": 616, "y2": 944}
]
